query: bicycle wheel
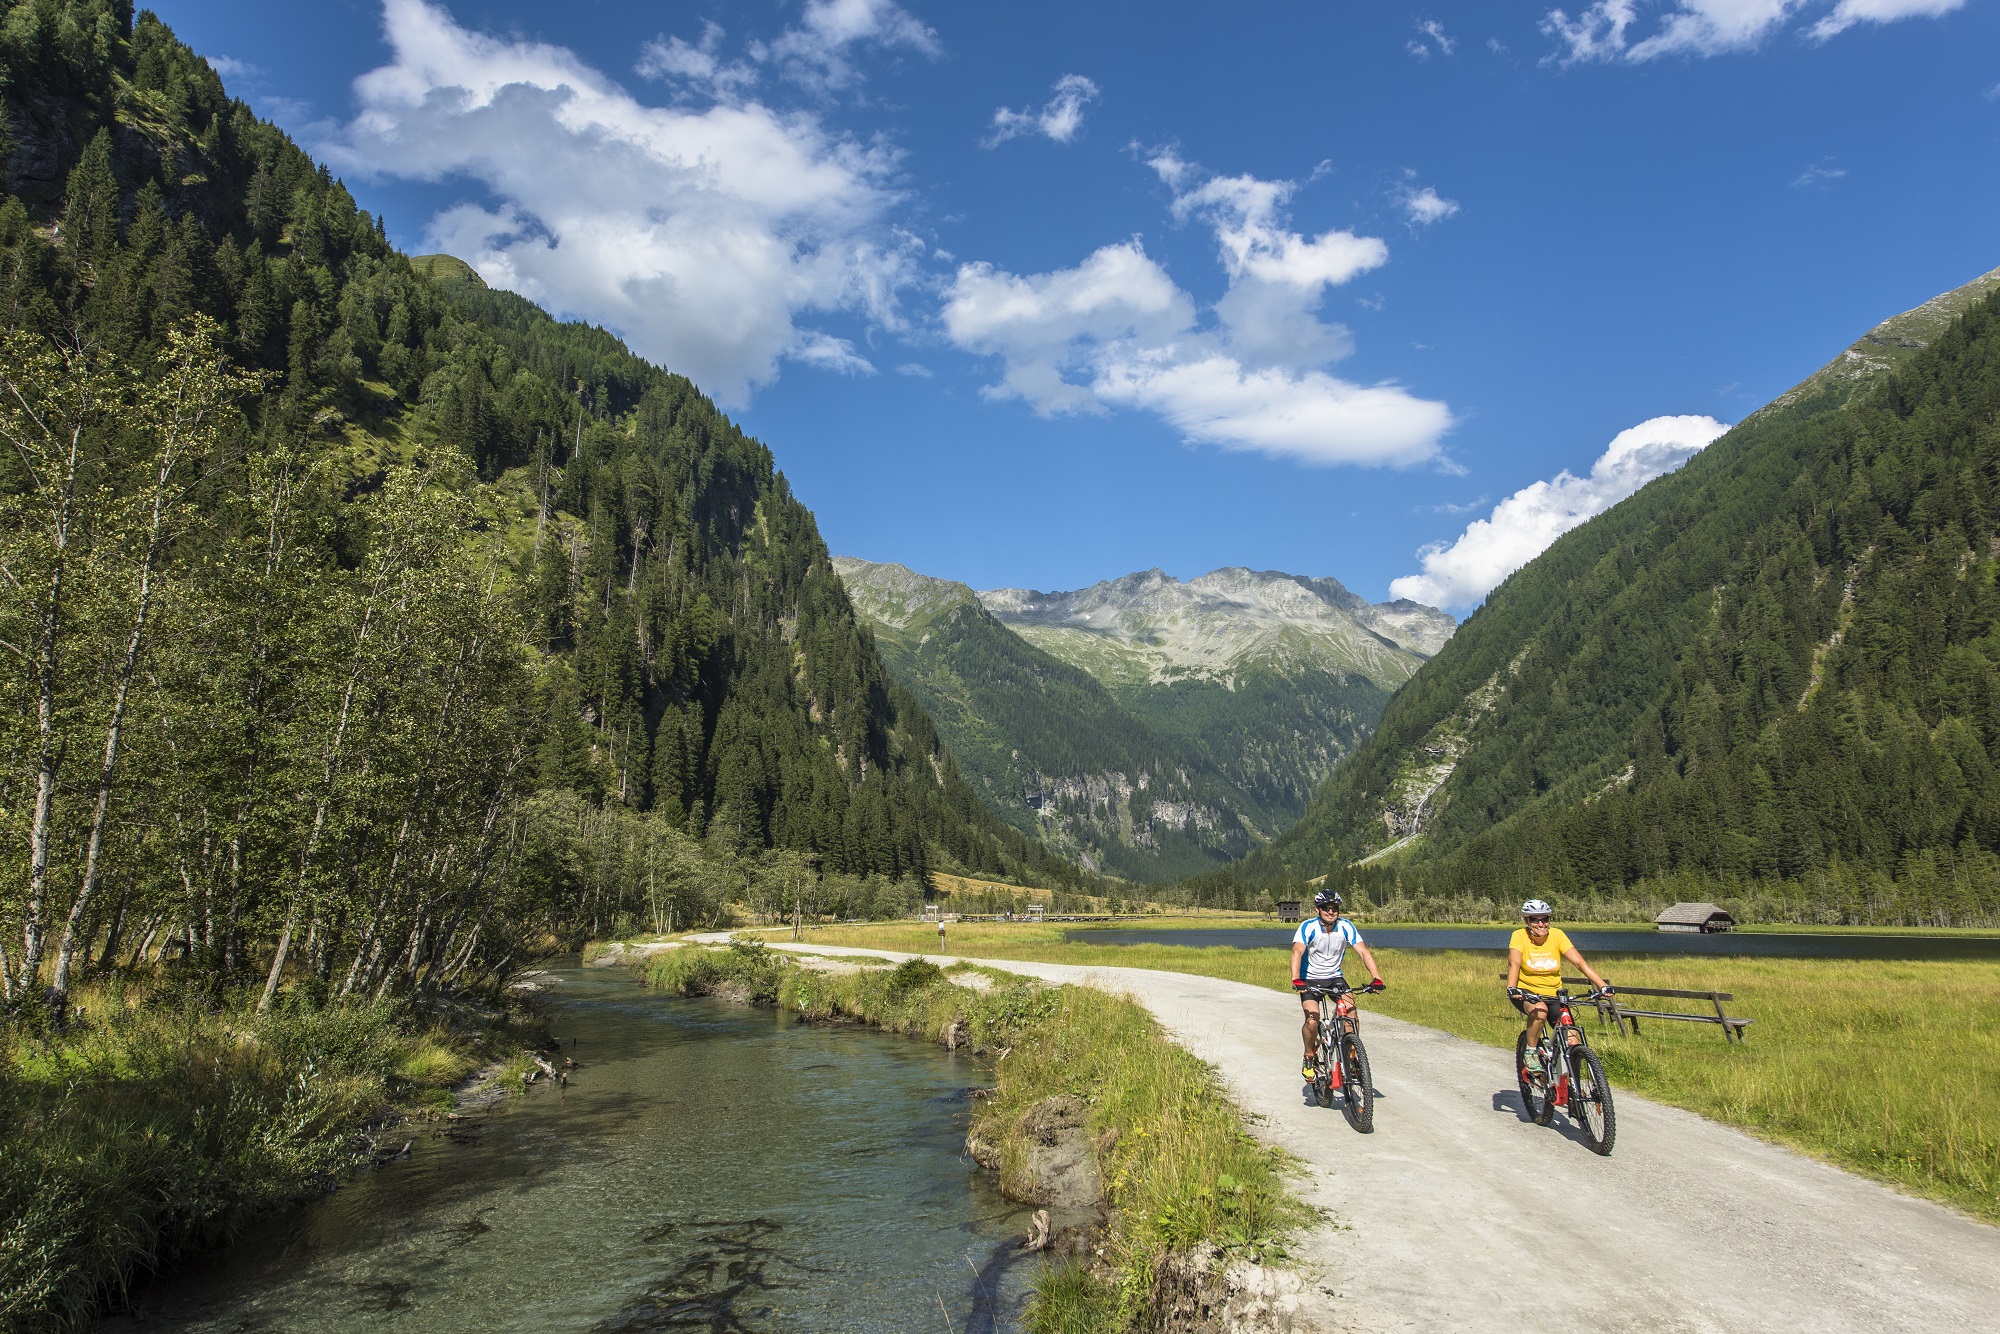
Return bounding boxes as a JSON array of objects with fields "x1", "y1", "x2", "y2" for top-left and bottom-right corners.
[
  {"x1": 1515, "y1": 1031, "x2": 1552, "y2": 1125},
  {"x1": 1340, "y1": 1033, "x2": 1375, "y2": 1133},
  {"x1": 1567, "y1": 1044, "x2": 1616, "y2": 1156}
]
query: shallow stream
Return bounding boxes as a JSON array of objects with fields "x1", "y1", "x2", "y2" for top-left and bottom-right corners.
[{"x1": 109, "y1": 962, "x2": 1032, "y2": 1332}]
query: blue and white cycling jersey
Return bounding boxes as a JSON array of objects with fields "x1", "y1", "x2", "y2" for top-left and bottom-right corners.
[{"x1": 1293, "y1": 915, "x2": 1363, "y2": 983}]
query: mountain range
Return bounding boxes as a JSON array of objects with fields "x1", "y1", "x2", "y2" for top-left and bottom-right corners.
[
  {"x1": 1202, "y1": 263, "x2": 2000, "y2": 926},
  {"x1": 834, "y1": 559, "x2": 1453, "y2": 880}
]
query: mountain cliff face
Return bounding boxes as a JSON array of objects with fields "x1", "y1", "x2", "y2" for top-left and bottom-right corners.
[
  {"x1": 1209, "y1": 267, "x2": 2000, "y2": 927},
  {"x1": 835, "y1": 558, "x2": 1454, "y2": 880}
]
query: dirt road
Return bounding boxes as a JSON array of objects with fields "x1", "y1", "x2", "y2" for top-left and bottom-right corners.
[{"x1": 754, "y1": 941, "x2": 2000, "y2": 1332}]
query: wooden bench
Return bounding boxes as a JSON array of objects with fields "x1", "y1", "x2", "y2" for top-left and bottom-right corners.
[
  {"x1": 1500, "y1": 973, "x2": 1754, "y2": 1043},
  {"x1": 1565, "y1": 976, "x2": 1754, "y2": 1044}
]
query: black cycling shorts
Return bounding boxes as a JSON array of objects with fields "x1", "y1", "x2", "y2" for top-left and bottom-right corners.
[
  {"x1": 1299, "y1": 978, "x2": 1347, "y2": 1008},
  {"x1": 1511, "y1": 990, "x2": 1564, "y2": 1020}
]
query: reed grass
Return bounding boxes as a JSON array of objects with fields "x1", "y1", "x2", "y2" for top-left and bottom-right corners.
[
  {"x1": 793, "y1": 922, "x2": 2000, "y2": 1225},
  {"x1": 2, "y1": 978, "x2": 521, "y2": 1331}
]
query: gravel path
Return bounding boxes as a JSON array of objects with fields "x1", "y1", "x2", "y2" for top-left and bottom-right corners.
[{"x1": 736, "y1": 939, "x2": 2000, "y2": 1333}]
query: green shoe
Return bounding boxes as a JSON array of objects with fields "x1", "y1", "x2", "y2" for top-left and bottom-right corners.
[{"x1": 1522, "y1": 1049, "x2": 1544, "y2": 1076}]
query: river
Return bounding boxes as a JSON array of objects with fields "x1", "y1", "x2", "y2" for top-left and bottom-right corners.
[
  {"x1": 1070, "y1": 926, "x2": 2000, "y2": 960},
  {"x1": 106, "y1": 962, "x2": 1033, "y2": 1332}
]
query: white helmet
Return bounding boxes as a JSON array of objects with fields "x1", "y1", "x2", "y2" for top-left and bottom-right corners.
[{"x1": 1520, "y1": 899, "x2": 1553, "y2": 917}]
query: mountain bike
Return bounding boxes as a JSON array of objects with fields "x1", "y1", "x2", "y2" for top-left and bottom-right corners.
[
  {"x1": 1512, "y1": 987, "x2": 1616, "y2": 1156},
  {"x1": 1304, "y1": 979, "x2": 1381, "y2": 1133}
]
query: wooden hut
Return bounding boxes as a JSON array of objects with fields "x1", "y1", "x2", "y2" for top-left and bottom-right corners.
[
  {"x1": 1276, "y1": 899, "x2": 1303, "y2": 921},
  {"x1": 1655, "y1": 902, "x2": 1736, "y2": 933}
]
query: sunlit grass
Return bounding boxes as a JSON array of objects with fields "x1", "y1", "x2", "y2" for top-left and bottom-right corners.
[{"x1": 793, "y1": 922, "x2": 2000, "y2": 1225}]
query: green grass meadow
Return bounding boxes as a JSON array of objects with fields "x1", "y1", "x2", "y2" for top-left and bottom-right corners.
[{"x1": 790, "y1": 922, "x2": 2000, "y2": 1226}]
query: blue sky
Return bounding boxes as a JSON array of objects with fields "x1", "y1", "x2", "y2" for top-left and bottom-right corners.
[{"x1": 161, "y1": 0, "x2": 2000, "y2": 608}]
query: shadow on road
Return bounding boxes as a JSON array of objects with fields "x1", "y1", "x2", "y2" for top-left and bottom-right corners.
[{"x1": 1490, "y1": 1089, "x2": 1602, "y2": 1150}]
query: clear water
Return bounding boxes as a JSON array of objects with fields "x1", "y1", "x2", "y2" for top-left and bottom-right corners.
[
  {"x1": 1071, "y1": 926, "x2": 2000, "y2": 960},
  {"x1": 109, "y1": 963, "x2": 1032, "y2": 1333}
]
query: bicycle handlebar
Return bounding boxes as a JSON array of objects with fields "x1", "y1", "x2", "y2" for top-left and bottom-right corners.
[{"x1": 1301, "y1": 980, "x2": 1383, "y2": 999}]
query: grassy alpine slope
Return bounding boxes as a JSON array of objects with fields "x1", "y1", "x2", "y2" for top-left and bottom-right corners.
[
  {"x1": 1195, "y1": 268, "x2": 2000, "y2": 928},
  {"x1": 634, "y1": 942, "x2": 1308, "y2": 1332},
  {"x1": 788, "y1": 922, "x2": 2000, "y2": 1225}
]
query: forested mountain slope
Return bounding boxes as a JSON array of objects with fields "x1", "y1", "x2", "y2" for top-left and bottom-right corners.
[
  {"x1": 834, "y1": 557, "x2": 1263, "y2": 879},
  {"x1": 1202, "y1": 266, "x2": 2000, "y2": 926},
  {"x1": 0, "y1": 0, "x2": 1084, "y2": 1008}
]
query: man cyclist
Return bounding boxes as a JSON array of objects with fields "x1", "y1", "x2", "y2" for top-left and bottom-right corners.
[
  {"x1": 1505, "y1": 898, "x2": 1610, "y2": 1074},
  {"x1": 1290, "y1": 889, "x2": 1384, "y2": 1082}
]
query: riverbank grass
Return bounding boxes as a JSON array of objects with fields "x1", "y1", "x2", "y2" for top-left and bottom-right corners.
[
  {"x1": 793, "y1": 923, "x2": 2000, "y2": 1225},
  {"x1": 2, "y1": 978, "x2": 533, "y2": 1331},
  {"x1": 634, "y1": 943, "x2": 1309, "y2": 1331}
]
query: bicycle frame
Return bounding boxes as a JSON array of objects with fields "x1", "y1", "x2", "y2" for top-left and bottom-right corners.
[
  {"x1": 1524, "y1": 991, "x2": 1586, "y2": 1107},
  {"x1": 1516, "y1": 986, "x2": 1618, "y2": 1155},
  {"x1": 1304, "y1": 982, "x2": 1364, "y2": 1088}
]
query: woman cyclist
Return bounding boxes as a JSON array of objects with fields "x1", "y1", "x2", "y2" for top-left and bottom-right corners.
[{"x1": 1505, "y1": 899, "x2": 1610, "y2": 1074}]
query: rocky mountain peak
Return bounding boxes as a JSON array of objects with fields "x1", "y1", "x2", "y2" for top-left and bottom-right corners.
[
  {"x1": 973, "y1": 566, "x2": 1455, "y2": 691},
  {"x1": 831, "y1": 556, "x2": 977, "y2": 629}
]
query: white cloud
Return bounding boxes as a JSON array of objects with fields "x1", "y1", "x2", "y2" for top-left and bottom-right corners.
[
  {"x1": 1408, "y1": 19, "x2": 1457, "y2": 59},
  {"x1": 1544, "y1": 0, "x2": 1799, "y2": 62},
  {"x1": 1630, "y1": 0, "x2": 1802, "y2": 58},
  {"x1": 895, "y1": 362, "x2": 933, "y2": 377},
  {"x1": 1542, "y1": 0, "x2": 1641, "y2": 62},
  {"x1": 1169, "y1": 170, "x2": 1387, "y2": 369},
  {"x1": 755, "y1": 0, "x2": 940, "y2": 91},
  {"x1": 324, "y1": 0, "x2": 914, "y2": 407},
  {"x1": 1810, "y1": 0, "x2": 1965, "y2": 40},
  {"x1": 1792, "y1": 160, "x2": 1847, "y2": 186},
  {"x1": 1544, "y1": 0, "x2": 1960, "y2": 62},
  {"x1": 1396, "y1": 183, "x2": 1460, "y2": 226},
  {"x1": 941, "y1": 160, "x2": 1451, "y2": 468},
  {"x1": 942, "y1": 240, "x2": 1193, "y2": 414},
  {"x1": 1093, "y1": 354, "x2": 1453, "y2": 466},
  {"x1": 636, "y1": 21, "x2": 757, "y2": 100},
  {"x1": 792, "y1": 332, "x2": 876, "y2": 374},
  {"x1": 987, "y1": 74, "x2": 1099, "y2": 146},
  {"x1": 1171, "y1": 172, "x2": 1389, "y2": 289},
  {"x1": 203, "y1": 54, "x2": 261, "y2": 80},
  {"x1": 1390, "y1": 414, "x2": 1729, "y2": 608}
]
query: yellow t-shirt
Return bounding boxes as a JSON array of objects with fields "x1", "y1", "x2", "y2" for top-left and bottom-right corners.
[{"x1": 1511, "y1": 926, "x2": 1572, "y2": 997}]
